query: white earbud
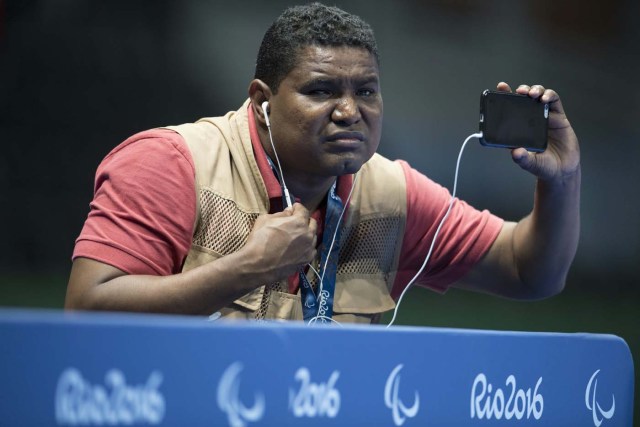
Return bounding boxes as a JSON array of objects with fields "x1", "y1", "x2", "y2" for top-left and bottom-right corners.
[
  {"x1": 261, "y1": 101, "x2": 271, "y2": 127},
  {"x1": 260, "y1": 99, "x2": 291, "y2": 207}
]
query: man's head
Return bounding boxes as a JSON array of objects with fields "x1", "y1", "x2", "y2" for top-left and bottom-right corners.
[
  {"x1": 254, "y1": 2, "x2": 379, "y2": 94},
  {"x1": 249, "y1": 4, "x2": 383, "y2": 196}
]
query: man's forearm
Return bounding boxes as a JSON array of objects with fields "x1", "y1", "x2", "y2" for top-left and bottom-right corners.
[
  {"x1": 66, "y1": 251, "x2": 267, "y2": 315},
  {"x1": 66, "y1": 204, "x2": 318, "y2": 315},
  {"x1": 512, "y1": 168, "x2": 581, "y2": 297}
]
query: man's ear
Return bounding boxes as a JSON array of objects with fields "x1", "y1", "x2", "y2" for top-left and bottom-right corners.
[{"x1": 248, "y1": 79, "x2": 272, "y2": 127}]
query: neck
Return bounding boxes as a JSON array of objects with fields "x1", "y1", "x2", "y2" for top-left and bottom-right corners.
[
  {"x1": 285, "y1": 172, "x2": 336, "y2": 212},
  {"x1": 258, "y1": 124, "x2": 336, "y2": 212}
]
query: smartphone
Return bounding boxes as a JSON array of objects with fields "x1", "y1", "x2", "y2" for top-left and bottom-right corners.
[{"x1": 479, "y1": 89, "x2": 549, "y2": 152}]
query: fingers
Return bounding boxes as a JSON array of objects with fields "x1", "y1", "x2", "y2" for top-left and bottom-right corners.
[
  {"x1": 264, "y1": 203, "x2": 314, "y2": 227},
  {"x1": 499, "y1": 82, "x2": 556, "y2": 101},
  {"x1": 511, "y1": 146, "x2": 562, "y2": 182},
  {"x1": 247, "y1": 203, "x2": 319, "y2": 281},
  {"x1": 291, "y1": 203, "x2": 317, "y2": 230},
  {"x1": 516, "y1": 84, "x2": 548, "y2": 100},
  {"x1": 511, "y1": 147, "x2": 537, "y2": 173},
  {"x1": 292, "y1": 205, "x2": 317, "y2": 270},
  {"x1": 290, "y1": 202, "x2": 310, "y2": 220},
  {"x1": 291, "y1": 203, "x2": 316, "y2": 236},
  {"x1": 497, "y1": 82, "x2": 558, "y2": 105},
  {"x1": 271, "y1": 202, "x2": 318, "y2": 247},
  {"x1": 496, "y1": 81, "x2": 512, "y2": 92},
  {"x1": 309, "y1": 216, "x2": 318, "y2": 238},
  {"x1": 513, "y1": 84, "x2": 544, "y2": 98},
  {"x1": 292, "y1": 204, "x2": 318, "y2": 252},
  {"x1": 500, "y1": 82, "x2": 565, "y2": 115},
  {"x1": 514, "y1": 84, "x2": 558, "y2": 103}
]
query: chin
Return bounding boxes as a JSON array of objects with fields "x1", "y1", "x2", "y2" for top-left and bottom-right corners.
[
  {"x1": 316, "y1": 151, "x2": 374, "y2": 176},
  {"x1": 334, "y1": 158, "x2": 367, "y2": 176}
]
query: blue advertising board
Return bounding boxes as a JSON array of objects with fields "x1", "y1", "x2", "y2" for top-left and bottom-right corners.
[{"x1": 0, "y1": 308, "x2": 634, "y2": 426}]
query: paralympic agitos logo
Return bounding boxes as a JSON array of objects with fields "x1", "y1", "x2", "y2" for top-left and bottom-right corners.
[
  {"x1": 585, "y1": 369, "x2": 615, "y2": 427},
  {"x1": 384, "y1": 364, "x2": 420, "y2": 426},
  {"x1": 217, "y1": 362, "x2": 265, "y2": 427}
]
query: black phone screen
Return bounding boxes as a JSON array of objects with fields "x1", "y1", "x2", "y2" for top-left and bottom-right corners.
[{"x1": 479, "y1": 90, "x2": 549, "y2": 152}]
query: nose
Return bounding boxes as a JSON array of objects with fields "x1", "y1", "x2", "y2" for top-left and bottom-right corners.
[{"x1": 331, "y1": 97, "x2": 361, "y2": 126}]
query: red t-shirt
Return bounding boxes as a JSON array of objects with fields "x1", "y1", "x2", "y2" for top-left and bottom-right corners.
[{"x1": 74, "y1": 111, "x2": 503, "y2": 298}]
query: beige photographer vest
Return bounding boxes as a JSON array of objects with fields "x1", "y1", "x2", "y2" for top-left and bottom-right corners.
[{"x1": 168, "y1": 100, "x2": 407, "y2": 324}]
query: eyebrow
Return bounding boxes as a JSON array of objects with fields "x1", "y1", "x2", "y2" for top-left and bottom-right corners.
[{"x1": 303, "y1": 75, "x2": 380, "y2": 87}]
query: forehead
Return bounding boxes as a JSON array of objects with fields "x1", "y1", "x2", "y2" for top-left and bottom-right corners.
[{"x1": 284, "y1": 45, "x2": 380, "y2": 85}]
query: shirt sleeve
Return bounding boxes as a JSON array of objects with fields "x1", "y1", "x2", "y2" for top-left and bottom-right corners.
[
  {"x1": 72, "y1": 129, "x2": 196, "y2": 276},
  {"x1": 392, "y1": 160, "x2": 504, "y2": 298}
]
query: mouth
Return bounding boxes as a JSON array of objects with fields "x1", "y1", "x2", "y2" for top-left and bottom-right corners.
[{"x1": 324, "y1": 132, "x2": 365, "y2": 150}]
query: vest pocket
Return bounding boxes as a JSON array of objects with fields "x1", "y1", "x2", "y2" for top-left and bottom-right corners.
[
  {"x1": 263, "y1": 291, "x2": 302, "y2": 321},
  {"x1": 232, "y1": 284, "x2": 304, "y2": 321},
  {"x1": 224, "y1": 276, "x2": 396, "y2": 324},
  {"x1": 332, "y1": 275, "x2": 396, "y2": 324}
]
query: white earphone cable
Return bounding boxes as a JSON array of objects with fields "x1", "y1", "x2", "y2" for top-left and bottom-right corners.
[
  {"x1": 386, "y1": 132, "x2": 483, "y2": 328},
  {"x1": 263, "y1": 104, "x2": 293, "y2": 208}
]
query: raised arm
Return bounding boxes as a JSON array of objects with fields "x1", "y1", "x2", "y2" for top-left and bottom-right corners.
[{"x1": 457, "y1": 82, "x2": 580, "y2": 299}]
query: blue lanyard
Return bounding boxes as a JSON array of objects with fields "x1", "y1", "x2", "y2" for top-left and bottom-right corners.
[{"x1": 299, "y1": 182, "x2": 344, "y2": 323}]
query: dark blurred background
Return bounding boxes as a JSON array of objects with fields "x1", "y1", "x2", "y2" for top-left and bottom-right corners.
[{"x1": 1, "y1": 0, "x2": 638, "y2": 420}]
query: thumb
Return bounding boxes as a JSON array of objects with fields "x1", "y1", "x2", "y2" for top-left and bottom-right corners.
[{"x1": 511, "y1": 148, "x2": 541, "y2": 175}]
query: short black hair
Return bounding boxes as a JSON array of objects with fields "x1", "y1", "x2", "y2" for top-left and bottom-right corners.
[{"x1": 255, "y1": 3, "x2": 379, "y2": 93}]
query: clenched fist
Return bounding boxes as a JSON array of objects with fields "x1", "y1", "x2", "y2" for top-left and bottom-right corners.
[{"x1": 242, "y1": 203, "x2": 318, "y2": 284}]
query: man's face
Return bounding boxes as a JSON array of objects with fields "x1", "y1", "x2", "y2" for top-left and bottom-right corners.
[{"x1": 265, "y1": 45, "x2": 383, "y2": 182}]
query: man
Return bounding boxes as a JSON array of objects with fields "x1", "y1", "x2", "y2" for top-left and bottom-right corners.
[{"x1": 66, "y1": 3, "x2": 580, "y2": 324}]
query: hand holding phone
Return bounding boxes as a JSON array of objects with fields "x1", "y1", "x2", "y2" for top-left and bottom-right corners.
[{"x1": 479, "y1": 89, "x2": 549, "y2": 153}]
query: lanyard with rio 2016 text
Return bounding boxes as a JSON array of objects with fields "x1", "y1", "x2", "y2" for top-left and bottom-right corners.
[{"x1": 299, "y1": 182, "x2": 345, "y2": 323}]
